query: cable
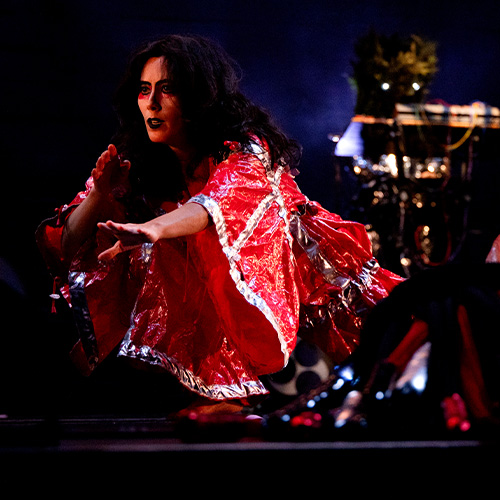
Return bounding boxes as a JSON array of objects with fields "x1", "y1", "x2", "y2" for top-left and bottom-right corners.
[{"x1": 445, "y1": 102, "x2": 481, "y2": 151}]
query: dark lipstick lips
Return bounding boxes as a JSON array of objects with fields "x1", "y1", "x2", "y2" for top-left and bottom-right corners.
[{"x1": 147, "y1": 118, "x2": 164, "y2": 129}]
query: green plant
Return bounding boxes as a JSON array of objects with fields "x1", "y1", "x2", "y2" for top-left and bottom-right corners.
[{"x1": 350, "y1": 31, "x2": 438, "y2": 117}]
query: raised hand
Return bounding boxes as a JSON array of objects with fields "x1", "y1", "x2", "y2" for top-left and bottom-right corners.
[{"x1": 92, "y1": 144, "x2": 130, "y2": 197}]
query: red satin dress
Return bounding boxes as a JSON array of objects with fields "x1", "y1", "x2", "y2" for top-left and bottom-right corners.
[{"x1": 36, "y1": 138, "x2": 403, "y2": 401}]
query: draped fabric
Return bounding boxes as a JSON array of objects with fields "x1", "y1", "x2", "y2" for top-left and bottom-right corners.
[{"x1": 36, "y1": 138, "x2": 403, "y2": 400}]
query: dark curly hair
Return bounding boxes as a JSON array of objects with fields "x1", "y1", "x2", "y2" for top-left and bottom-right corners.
[{"x1": 111, "y1": 34, "x2": 302, "y2": 208}]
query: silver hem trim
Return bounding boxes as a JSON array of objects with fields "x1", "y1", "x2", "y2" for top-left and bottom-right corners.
[{"x1": 118, "y1": 339, "x2": 269, "y2": 400}]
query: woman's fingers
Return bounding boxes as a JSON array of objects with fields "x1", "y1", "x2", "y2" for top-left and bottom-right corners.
[
  {"x1": 118, "y1": 159, "x2": 131, "y2": 182},
  {"x1": 93, "y1": 150, "x2": 112, "y2": 184},
  {"x1": 95, "y1": 145, "x2": 120, "y2": 171},
  {"x1": 97, "y1": 239, "x2": 139, "y2": 262},
  {"x1": 98, "y1": 220, "x2": 136, "y2": 236},
  {"x1": 97, "y1": 221, "x2": 152, "y2": 261},
  {"x1": 98, "y1": 240, "x2": 122, "y2": 262},
  {"x1": 93, "y1": 145, "x2": 130, "y2": 194}
]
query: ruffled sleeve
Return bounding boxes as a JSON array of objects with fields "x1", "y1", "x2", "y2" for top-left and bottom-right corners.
[
  {"x1": 35, "y1": 178, "x2": 138, "y2": 375},
  {"x1": 187, "y1": 141, "x2": 300, "y2": 375}
]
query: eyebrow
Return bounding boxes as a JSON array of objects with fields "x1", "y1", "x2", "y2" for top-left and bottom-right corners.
[{"x1": 139, "y1": 79, "x2": 171, "y2": 85}]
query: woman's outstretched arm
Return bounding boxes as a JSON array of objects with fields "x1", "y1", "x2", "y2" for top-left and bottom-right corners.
[{"x1": 96, "y1": 202, "x2": 210, "y2": 262}]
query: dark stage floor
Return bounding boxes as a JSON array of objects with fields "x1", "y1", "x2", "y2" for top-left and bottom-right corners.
[{"x1": 1, "y1": 412, "x2": 499, "y2": 494}]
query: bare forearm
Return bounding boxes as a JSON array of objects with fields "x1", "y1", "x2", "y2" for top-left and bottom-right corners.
[
  {"x1": 142, "y1": 202, "x2": 210, "y2": 241},
  {"x1": 62, "y1": 144, "x2": 131, "y2": 263},
  {"x1": 61, "y1": 189, "x2": 114, "y2": 262},
  {"x1": 96, "y1": 201, "x2": 211, "y2": 262}
]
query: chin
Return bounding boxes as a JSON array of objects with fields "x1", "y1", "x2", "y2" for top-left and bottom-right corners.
[{"x1": 147, "y1": 133, "x2": 169, "y2": 144}]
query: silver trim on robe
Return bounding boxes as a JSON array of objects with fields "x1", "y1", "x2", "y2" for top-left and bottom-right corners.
[
  {"x1": 68, "y1": 271, "x2": 99, "y2": 370},
  {"x1": 186, "y1": 141, "x2": 295, "y2": 369},
  {"x1": 118, "y1": 338, "x2": 268, "y2": 400},
  {"x1": 289, "y1": 213, "x2": 381, "y2": 314},
  {"x1": 187, "y1": 191, "x2": 291, "y2": 366},
  {"x1": 117, "y1": 141, "x2": 287, "y2": 399},
  {"x1": 68, "y1": 140, "x2": 383, "y2": 399}
]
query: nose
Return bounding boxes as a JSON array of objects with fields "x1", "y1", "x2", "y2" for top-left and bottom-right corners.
[{"x1": 147, "y1": 88, "x2": 161, "y2": 110}]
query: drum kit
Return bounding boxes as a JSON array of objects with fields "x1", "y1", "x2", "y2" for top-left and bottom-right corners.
[{"x1": 333, "y1": 102, "x2": 500, "y2": 277}]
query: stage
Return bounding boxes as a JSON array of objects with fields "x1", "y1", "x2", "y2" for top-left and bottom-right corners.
[{"x1": 1, "y1": 412, "x2": 499, "y2": 493}]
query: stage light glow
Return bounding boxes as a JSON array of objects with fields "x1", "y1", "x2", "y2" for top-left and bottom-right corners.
[
  {"x1": 400, "y1": 257, "x2": 412, "y2": 267},
  {"x1": 332, "y1": 378, "x2": 345, "y2": 390},
  {"x1": 338, "y1": 365, "x2": 354, "y2": 381},
  {"x1": 411, "y1": 374, "x2": 426, "y2": 392},
  {"x1": 386, "y1": 154, "x2": 398, "y2": 177}
]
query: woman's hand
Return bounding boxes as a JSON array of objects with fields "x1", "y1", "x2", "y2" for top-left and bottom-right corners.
[
  {"x1": 97, "y1": 202, "x2": 210, "y2": 262},
  {"x1": 97, "y1": 220, "x2": 159, "y2": 262},
  {"x1": 92, "y1": 144, "x2": 130, "y2": 198},
  {"x1": 62, "y1": 145, "x2": 129, "y2": 263}
]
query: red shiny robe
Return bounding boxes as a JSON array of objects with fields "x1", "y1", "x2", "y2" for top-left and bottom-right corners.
[{"x1": 36, "y1": 138, "x2": 403, "y2": 401}]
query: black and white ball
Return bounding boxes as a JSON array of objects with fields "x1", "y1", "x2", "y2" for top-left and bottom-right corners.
[{"x1": 266, "y1": 339, "x2": 333, "y2": 397}]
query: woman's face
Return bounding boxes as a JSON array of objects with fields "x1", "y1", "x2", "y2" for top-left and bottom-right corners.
[{"x1": 138, "y1": 57, "x2": 190, "y2": 155}]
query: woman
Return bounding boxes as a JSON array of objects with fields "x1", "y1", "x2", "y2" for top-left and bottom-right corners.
[{"x1": 37, "y1": 34, "x2": 403, "y2": 415}]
